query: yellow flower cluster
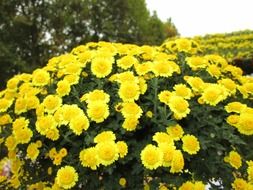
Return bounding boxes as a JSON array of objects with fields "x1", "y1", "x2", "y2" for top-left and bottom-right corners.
[{"x1": 48, "y1": 147, "x2": 68, "y2": 166}]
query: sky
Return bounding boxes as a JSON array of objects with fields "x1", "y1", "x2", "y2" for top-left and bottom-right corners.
[{"x1": 146, "y1": 0, "x2": 253, "y2": 37}]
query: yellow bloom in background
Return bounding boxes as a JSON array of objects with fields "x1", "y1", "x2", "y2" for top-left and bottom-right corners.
[
  {"x1": 152, "y1": 61, "x2": 173, "y2": 77},
  {"x1": 116, "y1": 141, "x2": 128, "y2": 158},
  {"x1": 206, "y1": 64, "x2": 221, "y2": 78},
  {"x1": 42, "y1": 95, "x2": 62, "y2": 114},
  {"x1": 14, "y1": 97, "x2": 27, "y2": 115},
  {"x1": 170, "y1": 150, "x2": 184, "y2": 173},
  {"x1": 158, "y1": 143, "x2": 175, "y2": 167},
  {"x1": 117, "y1": 55, "x2": 138, "y2": 70},
  {"x1": 186, "y1": 56, "x2": 208, "y2": 70},
  {"x1": 0, "y1": 114, "x2": 12, "y2": 125},
  {"x1": 69, "y1": 114, "x2": 90, "y2": 135},
  {"x1": 87, "y1": 102, "x2": 109, "y2": 123},
  {"x1": 145, "y1": 111, "x2": 153, "y2": 118},
  {"x1": 115, "y1": 71, "x2": 138, "y2": 83},
  {"x1": 168, "y1": 95, "x2": 190, "y2": 120},
  {"x1": 166, "y1": 124, "x2": 184, "y2": 141},
  {"x1": 225, "y1": 102, "x2": 247, "y2": 113},
  {"x1": 64, "y1": 74, "x2": 80, "y2": 85},
  {"x1": 118, "y1": 82, "x2": 140, "y2": 102},
  {"x1": 59, "y1": 148, "x2": 68, "y2": 158},
  {"x1": 96, "y1": 141, "x2": 119, "y2": 166},
  {"x1": 79, "y1": 147, "x2": 99, "y2": 170},
  {"x1": 81, "y1": 89, "x2": 110, "y2": 104},
  {"x1": 175, "y1": 38, "x2": 192, "y2": 53},
  {"x1": 56, "y1": 166, "x2": 78, "y2": 189},
  {"x1": 26, "y1": 96, "x2": 40, "y2": 110},
  {"x1": 6, "y1": 77, "x2": 19, "y2": 91},
  {"x1": 224, "y1": 150, "x2": 242, "y2": 169},
  {"x1": 201, "y1": 84, "x2": 227, "y2": 106},
  {"x1": 122, "y1": 117, "x2": 139, "y2": 131},
  {"x1": 91, "y1": 57, "x2": 113, "y2": 78},
  {"x1": 32, "y1": 69, "x2": 50, "y2": 86},
  {"x1": 158, "y1": 90, "x2": 172, "y2": 104},
  {"x1": 26, "y1": 143, "x2": 40, "y2": 161},
  {"x1": 179, "y1": 181, "x2": 194, "y2": 190},
  {"x1": 153, "y1": 132, "x2": 174, "y2": 145},
  {"x1": 49, "y1": 148, "x2": 57, "y2": 160},
  {"x1": 232, "y1": 178, "x2": 247, "y2": 190},
  {"x1": 184, "y1": 76, "x2": 205, "y2": 94},
  {"x1": 121, "y1": 102, "x2": 143, "y2": 119},
  {"x1": 119, "y1": 177, "x2": 127, "y2": 187},
  {"x1": 94, "y1": 131, "x2": 116, "y2": 143},
  {"x1": 218, "y1": 78, "x2": 237, "y2": 95},
  {"x1": 56, "y1": 80, "x2": 71, "y2": 97},
  {"x1": 182, "y1": 134, "x2": 200, "y2": 155},
  {"x1": 236, "y1": 113, "x2": 253, "y2": 135},
  {"x1": 134, "y1": 62, "x2": 152, "y2": 76},
  {"x1": 141, "y1": 144, "x2": 163, "y2": 170},
  {"x1": 173, "y1": 84, "x2": 193, "y2": 100}
]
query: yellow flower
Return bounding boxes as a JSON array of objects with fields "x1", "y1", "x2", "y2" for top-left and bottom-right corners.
[
  {"x1": 206, "y1": 64, "x2": 221, "y2": 78},
  {"x1": 14, "y1": 97, "x2": 27, "y2": 115},
  {"x1": 79, "y1": 147, "x2": 100, "y2": 170},
  {"x1": 36, "y1": 115, "x2": 57, "y2": 135},
  {"x1": 0, "y1": 98, "x2": 12, "y2": 113},
  {"x1": 96, "y1": 141, "x2": 119, "y2": 166},
  {"x1": 5, "y1": 135, "x2": 17, "y2": 151},
  {"x1": 179, "y1": 181, "x2": 194, "y2": 190},
  {"x1": 26, "y1": 143, "x2": 40, "y2": 161},
  {"x1": 94, "y1": 131, "x2": 116, "y2": 143},
  {"x1": 145, "y1": 111, "x2": 153, "y2": 118},
  {"x1": 168, "y1": 95, "x2": 190, "y2": 120},
  {"x1": 56, "y1": 166, "x2": 78, "y2": 189},
  {"x1": 119, "y1": 177, "x2": 127, "y2": 187},
  {"x1": 170, "y1": 150, "x2": 184, "y2": 173},
  {"x1": 91, "y1": 57, "x2": 113, "y2": 78},
  {"x1": 236, "y1": 113, "x2": 253, "y2": 135},
  {"x1": 61, "y1": 104, "x2": 83, "y2": 124},
  {"x1": 87, "y1": 102, "x2": 109, "y2": 123},
  {"x1": 226, "y1": 115, "x2": 240, "y2": 126},
  {"x1": 247, "y1": 160, "x2": 253, "y2": 182},
  {"x1": 158, "y1": 143, "x2": 176, "y2": 167},
  {"x1": 201, "y1": 84, "x2": 227, "y2": 106},
  {"x1": 42, "y1": 95, "x2": 62, "y2": 113},
  {"x1": 152, "y1": 132, "x2": 174, "y2": 145},
  {"x1": 152, "y1": 61, "x2": 173, "y2": 77},
  {"x1": 122, "y1": 117, "x2": 139, "y2": 131},
  {"x1": 59, "y1": 148, "x2": 68, "y2": 157},
  {"x1": 14, "y1": 127, "x2": 33, "y2": 144},
  {"x1": 166, "y1": 124, "x2": 184, "y2": 141},
  {"x1": 184, "y1": 76, "x2": 205, "y2": 93},
  {"x1": 138, "y1": 77, "x2": 148, "y2": 94},
  {"x1": 114, "y1": 71, "x2": 138, "y2": 83},
  {"x1": 141, "y1": 144, "x2": 163, "y2": 170},
  {"x1": 175, "y1": 38, "x2": 192, "y2": 52},
  {"x1": 0, "y1": 114, "x2": 12, "y2": 125},
  {"x1": 12, "y1": 117, "x2": 29, "y2": 131},
  {"x1": 69, "y1": 114, "x2": 90, "y2": 135},
  {"x1": 173, "y1": 84, "x2": 193, "y2": 99},
  {"x1": 32, "y1": 69, "x2": 50, "y2": 86},
  {"x1": 186, "y1": 56, "x2": 208, "y2": 70},
  {"x1": 225, "y1": 102, "x2": 247, "y2": 113},
  {"x1": 56, "y1": 80, "x2": 71, "y2": 97},
  {"x1": 118, "y1": 82, "x2": 140, "y2": 102},
  {"x1": 121, "y1": 102, "x2": 143, "y2": 119},
  {"x1": 117, "y1": 55, "x2": 138, "y2": 70},
  {"x1": 134, "y1": 62, "x2": 152, "y2": 76},
  {"x1": 224, "y1": 150, "x2": 242, "y2": 169},
  {"x1": 49, "y1": 148, "x2": 57, "y2": 159},
  {"x1": 182, "y1": 134, "x2": 200, "y2": 155},
  {"x1": 26, "y1": 96, "x2": 40, "y2": 110},
  {"x1": 45, "y1": 127, "x2": 60, "y2": 141},
  {"x1": 81, "y1": 89, "x2": 110, "y2": 104},
  {"x1": 218, "y1": 78, "x2": 237, "y2": 95},
  {"x1": 6, "y1": 77, "x2": 19, "y2": 91},
  {"x1": 116, "y1": 141, "x2": 128, "y2": 158},
  {"x1": 194, "y1": 181, "x2": 205, "y2": 190},
  {"x1": 158, "y1": 90, "x2": 172, "y2": 104},
  {"x1": 64, "y1": 74, "x2": 79, "y2": 85},
  {"x1": 232, "y1": 178, "x2": 247, "y2": 190}
]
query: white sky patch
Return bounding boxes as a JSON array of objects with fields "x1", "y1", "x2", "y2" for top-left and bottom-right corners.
[{"x1": 146, "y1": 0, "x2": 253, "y2": 37}]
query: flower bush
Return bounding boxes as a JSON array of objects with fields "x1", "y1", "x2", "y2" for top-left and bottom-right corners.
[{"x1": 0, "y1": 38, "x2": 253, "y2": 189}]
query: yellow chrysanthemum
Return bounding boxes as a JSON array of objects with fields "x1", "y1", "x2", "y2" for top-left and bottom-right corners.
[
  {"x1": 166, "y1": 124, "x2": 184, "y2": 141},
  {"x1": 81, "y1": 89, "x2": 110, "y2": 104},
  {"x1": 0, "y1": 114, "x2": 12, "y2": 125},
  {"x1": 168, "y1": 95, "x2": 190, "y2": 119},
  {"x1": 14, "y1": 97, "x2": 27, "y2": 115},
  {"x1": 158, "y1": 143, "x2": 176, "y2": 167},
  {"x1": 59, "y1": 148, "x2": 68, "y2": 157},
  {"x1": 224, "y1": 150, "x2": 242, "y2": 169},
  {"x1": 225, "y1": 102, "x2": 247, "y2": 113},
  {"x1": 5, "y1": 135, "x2": 17, "y2": 151},
  {"x1": 117, "y1": 55, "x2": 138, "y2": 70},
  {"x1": 179, "y1": 181, "x2": 194, "y2": 190},
  {"x1": 94, "y1": 131, "x2": 116, "y2": 143},
  {"x1": 173, "y1": 84, "x2": 193, "y2": 100},
  {"x1": 0, "y1": 98, "x2": 12, "y2": 113},
  {"x1": 32, "y1": 69, "x2": 50, "y2": 86},
  {"x1": 64, "y1": 74, "x2": 80, "y2": 85},
  {"x1": 170, "y1": 150, "x2": 184, "y2": 173},
  {"x1": 96, "y1": 141, "x2": 119, "y2": 166},
  {"x1": 186, "y1": 56, "x2": 208, "y2": 70},
  {"x1": 247, "y1": 160, "x2": 253, "y2": 182},
  {"x1": 226, "y1": 115, "x2": 240, "y2": 126},
  {"x1": 232, "y1": 178, "x2": 247, "y2": 190},
  {"x1": 134, "y1": 62, "x2": 152, "y2": 76},
  {"x1": 218, "y1": 78, "x2": 237, "y2": 95},
  {"x1": 175, "y1": 38, "x2": 192, "y2": 52},
  {"x1": 42, "y1": 95, "x2": 62, "y2": 113},
  {"x1": 119, "y1": 177, "x2": 127, "y2": 187},
  {"x1": 122, "y1": 117, "x2": 139, "y2": 131},
  {"x1": 138, "y1": 77, "x2": 148, "y2": 94},
  {"x1": 194, "y1": 181, "x2": 205, "y2": 190},
  {"x1": 91, "y1": 57, "x2": 113, "y2": 78},
  {"x1": 121, "y1": 102, "x2": 143, "y2": 119},
  {"x1": 158, "y1": 90, "x2": 172, "y2": 104},
  {"x1": 141, "y1": 144, "x2": 163, "y2": 170},
  {"x1": 152, "y1": 61, "x2": 173, "y2": 77},
  {"x1": 79, "y1": 147, "x2": 100, "y2": 170},
  {"x1": 61, "y1": 104, "x2": 83, "y2": 125},
  {"x1": 182, "y1": 134, "x2": 200, "y2": 155},
  {"x1": 45, "y1": 127, "x2": 60, "y2": 141},
  {"x1": 69, "y1": 114, "x2": 90, "y2": 135},
  {"x1": 152, "y1": 132, "x2": 174, "y2": 145},
  {"x1": 56, "y1": 166, "x2": 78, "y2": 189},
  {"x1": 201, "y1": 84, "x2": 227, "y2": 106},
  {"x1": 14, "y1": 127, "x2": 33, "y2": 144},
  {"x1": 117, "y1": 141, "x2": 128, "y2": 158},
  {"x1": 114, "y1": 71, "x2": 138, "y2": 83},
  {"x1": 184, "y1": 76, "x2": 205, "y2": 93},
  {"x1": 26, "y1": 143, "x2": 40, "y2": 161},
  {"x1": 118, "y1": 82, "x2": 140, "y2": 102},
  {"x1": 236, "y1": 113, "x2": 253, "y2": 135},
  {"x1": 12, "y1": 117, "x2": 29, "y2": 131},
  {"x1": 26, "y1": 96, "x2": 40, "y2": 110},
  {"x1": 35, "y1": 115, "x2": 57, "y2": 135},
  {"x1": 87, "y1": 102, "x2": 109, "y2": 123},
  {"x1": 56, "y1": 80, "x2": 71, "y2": 97}
]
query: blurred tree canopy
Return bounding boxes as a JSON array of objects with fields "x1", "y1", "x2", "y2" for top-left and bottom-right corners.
[{"x1": 0, "y1": 0, "x2": 178, "y2": 88}]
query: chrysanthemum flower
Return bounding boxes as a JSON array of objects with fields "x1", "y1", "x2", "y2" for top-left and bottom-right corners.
[
  {"x1": 225, "y1": 102, "x2": 247, "y2": 113},
  {"x1": 186, "y1": 56, "x2": 208, "y2": 70},
  {"x1": 32, "y1": 69, "x2": 50, "y2": 86},
  {"x1": 152, "y1": 132, "x2": 174, "y2": 145},
  {"x1": 87, "y1": 102, "x2": 109, "y2": 123},
  {"x1": 231, "y1": 178, "x2": 247, "y2": 190},
  {"x1": 152, "y1": 61, "x2": 173, "y2": 77},
  {"x1": 96, "y1": 142, "x2": 119, "y2": 166},
  {"x1": 91, "y1": 57, "x2": 113, "y2": 78},
  {"x1": 79, "y1": 147, "x2": 100, "y2": 170},
  {"x1": 166, "y1": 124, "x2": 184, "y2": 141},
  {"x1": 224, "y1": 150, "x2": 242, "y2": 169},
  {"x1": 35, "y1": 115, "x2": 57, "y2": 135},
  {"x1": 122, "y1": 117, "x2": 139, "y2": 131},
  {"x1": 168, "y1": 95, "x2": 190, "y2": 119},
  {"x1": 117, "y1": 55, "x2": 138, "y2": 70},
  {"x1": 141, "y1": 144, "x2": 163, "y2": 170},
  {"x1": 121, "y1": 102, "x2": 143, "y2": 119},
  {"x1": 201, "y1": 84, "x2": 227, "y2": 106},
  {"x1": 158, "y1": 90, "x2": 172, "y2": 104},
  {"x1": 26, "y1": 143, "x2": 40, "y2": 161},
  {"x1": 81, "y1": 89, "x2": 110, "y2": 104},
  {"x1": 69, "y1": 114, "x2": 90, "y2": 135},
  {"x1": 56, "y1": 80, "x2": 71, "y2": 97},
  {"x1": 134, "y1": 62, "x2": 152, "y2": 76},
  {"x1": 170, "y1": 150, "x2": 184, "y2": 173},
  {"x1": 116, "y1": 141, "x2": 128, "y2": 158},
  {"x1": 42, "y1": 95, "x2": 62, "y2": 114},
  {"x1": 94, "y1": 131, "x2": 116, "y2": 143},
  {"x1": 56, "y1": 166, "x2": 78, "y2": 189},
  {"x1": 182, "y1": 134, "x2": 200, "y2": 155},
  {"x1": 118, "y1": 82, "x2": 140, "y2": 102},
  {"x1": 158, "y1": 143, "x2": 176, "y2": 167},
  {"x1": 236, "y1": 113, "x2": 253, "y2": 135},
  {"x1": 179, "y1": 181, "x2": 194, "y2": 190},
  {"x1": 173, "y1": 84, "x2": 193, "y2": 100}
]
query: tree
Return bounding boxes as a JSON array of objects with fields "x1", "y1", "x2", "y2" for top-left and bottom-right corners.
[{"x1": 0, "y1": 0, "x2": 178, "y2": 89}]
